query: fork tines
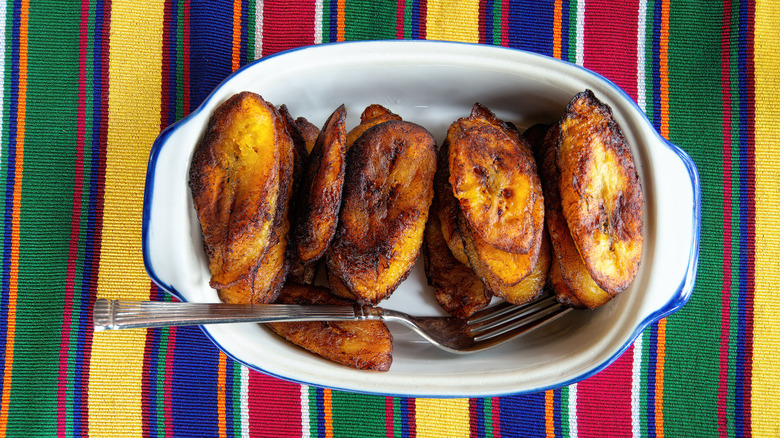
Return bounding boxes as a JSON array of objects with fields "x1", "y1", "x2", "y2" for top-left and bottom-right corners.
[{"x1": 467, "y1": 294, "x2": 570, "y2": 342}]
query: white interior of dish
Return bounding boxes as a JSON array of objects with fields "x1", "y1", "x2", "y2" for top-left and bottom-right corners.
[{"x1": 144, "y1": 41, "x2": 696, "y2": 397}]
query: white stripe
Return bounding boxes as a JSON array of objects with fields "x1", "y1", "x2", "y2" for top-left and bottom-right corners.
[
  {"x1": 575, "y1": 0, "x2": 585, "y2": 66},
  {"x1": 569, "y1": 383, "x2": 578, "y2": 437},
  {"x1": 300, "y1": 384, "x2": 311, "y2": 438},
  {"x1": 314, "y1": 0, "x2": 324, "y2": 45},
  {"x1": 637, "y1": 0, "x2": 648, "y2": 112},
  {"x1": 255, "y1": 0, "x2": 264, "y2": 59},
  {"x1": 632, "y1": 335, "x2": 644, "y2": 438},
  {"x1": 241, "y1": 366, "x2": 250, "y2": 438}
]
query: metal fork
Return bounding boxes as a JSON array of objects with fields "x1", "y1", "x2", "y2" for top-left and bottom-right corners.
[{"x1": 93, "y1": 293, "x2": 572, "y2": 354}]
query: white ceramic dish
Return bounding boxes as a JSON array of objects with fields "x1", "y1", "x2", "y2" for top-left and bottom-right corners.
[{"x1": 143, "y1": 41, "x2": 700, "y2": 397}]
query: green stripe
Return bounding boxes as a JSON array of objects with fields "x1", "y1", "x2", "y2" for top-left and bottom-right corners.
[
  {"x1": 559, "y1": 387, "x2": 570, "y2": 437},
  {"x1": 344, "y1": 1, "x2": 396, "y2": 41},
  {"x1": 567, "y1": 0, "x2": 577, "y2": 63},
  {"x1": 644, "y1": 0, "x2": 656, "y2": 125},
  {"x1": 232, "y1": 362, "x2": 242, "y2": 436},
  {"x1": 246, "y1": 0, "x2": 256, "y2": 61},
  {"x1": 330, "y1": 391, "x2": 387, "y2": 437},
  {"x1": 483, "y1": 398, "x2": 493, "y2": 436},
  {"x1": 308, "y1": 386, "x2": 319, "y2": 433},
  {"x1": 403, "y1": 0, "x2": 412, "y2": 39},
  {"x1": 640, "y1": 330, "x2": 651, "y2": 437},
  {"x1": 322, "y1": 0, "x2": 332, "y2": 44},
  {"x1": 393, "y1": 398, "x2": 402, "y2": 437},
  {"x1": 492, "y1": 1, "x2": 502, "y2": 45},
  {"x1": 7, "y1": 1, "x2": 80, "y2": 434},
  {"x1": 664, "y1": 2, "x2": 724, "y2": 437}
]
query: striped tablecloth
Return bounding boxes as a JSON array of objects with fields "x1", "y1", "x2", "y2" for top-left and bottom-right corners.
[{"x1": 1, "y1": 1, "x2": 778, "y2": 436}]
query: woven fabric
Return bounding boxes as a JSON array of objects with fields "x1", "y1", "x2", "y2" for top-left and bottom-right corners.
[{"x1": 0, "y1": 0, "x2": 777, "y2": 436}]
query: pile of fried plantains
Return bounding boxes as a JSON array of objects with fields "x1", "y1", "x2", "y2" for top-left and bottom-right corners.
[{"x1": 188, "y1": 89, "x2": 643, "y2": 371}]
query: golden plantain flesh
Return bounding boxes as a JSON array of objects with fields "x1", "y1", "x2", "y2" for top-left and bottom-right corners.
[
  {"x1": 345, "y1": 104, "x2": 402, "y2": 151},
  {"x1": 189, "y1": 92, "x2": 282, "y2": 290},
  {"x1": 555, "y1": 90, "x2": 643, "y2": 295},
  {"x1": 448, "y1": 103, "x2": 544, "y2": 255},
  {"x1": 326, "y1": 120, "x2": 437, "y2": 304},
  {"x1": 268, "y1": 283, "x2": 393, "y2": 371}
]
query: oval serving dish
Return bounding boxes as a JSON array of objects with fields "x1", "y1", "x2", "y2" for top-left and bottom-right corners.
[{"x1": 142, "y1": 41, "x2": 700, "y2": 398}]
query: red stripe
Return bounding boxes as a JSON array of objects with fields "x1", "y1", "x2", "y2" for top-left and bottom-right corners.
[
  {"x1": 718, "y1": 1, "x2": 732, "y2": 435},
  {"x1": 417, "y1": 0, "x2": 426, "y2": 39},
  {"x1": 407, "y1": 398, "x2": 416, "y2": 437},
  {"x1": 582, "y1": 0, "x2": 639, "y2": 100},
  {"x1": 469, "y1": 399, "x2": 478, "y2": 437},
  {"x1": 247, "y1": 372, "x2": 302, "y2": 437},
  {"x1": 577, "y1": 345, "x2": 634, "y2": 437},
  {"x1": 741, "y1": 1, "x2": 755, "y2": 435},
  {"x1": 500, "y1": 0, "x2": 509, "y2": 46},
  {"x1": 57, "y1": 0, "x2": 89, "y2": 431},
  {"x1": 385, "y1": 397, "x2": 394, "y2": 437},
  {"x1": 478, "y1": 0, "x2": 488, "y2": 44},
  {"x1": 492, "y1": 398, "x2": 501, "y2": 437},
  {"x1": 161, "y1": 0, "x2": 172, "y2": 130},
  {"x1": 261, "y1": 0, "x2": 316, "y2": 57},
  {"x1": 396, "y1": 0, "x2": 404, "y2": 39}
]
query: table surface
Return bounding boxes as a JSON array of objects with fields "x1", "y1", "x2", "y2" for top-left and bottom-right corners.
[{"x1": 0, "y1": 1, "x2": 778, "y2": 437}]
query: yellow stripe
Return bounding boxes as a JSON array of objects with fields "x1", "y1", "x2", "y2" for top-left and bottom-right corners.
[
  {"x1": 0, "y1": 1, "x2": 26, "y2": 434},
  {"x1": 415, "y1": 398, "x2": 470, "y2": 437},
  {"x1": 753, "y1": 1, "x2": 780, "y2": 435},
  {"x1": 425, "y1": 0, "x2": 480, "y2": 43},
  {"x1": 87, "y1": 2, "x2": 164, "y2": 436}
]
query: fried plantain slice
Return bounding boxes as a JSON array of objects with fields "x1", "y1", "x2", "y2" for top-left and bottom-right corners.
[
  {"x1": 547, "y1": 255, "x2": 586, "y2": 308},
  {"x1": 485, "y1": 227, "x2": 551, "y2": 305},
  {"x1": 458, "y1": 212, "x2": 542, "y2": 302},
  {"x1": 448, "y1": 103, "x2": 544, "y2": 255},
  {"x1": 345, "y1": 104, "x2": 403, "y2": 151},
  {"x1": 432, "y1": 140, "x2": 469, "y2": 265},
  {"x1": 294, "y1": 105, "x2": 347, "y2": 264},
  {"x1": 423, "y1": 211, "x2": 492, "y2": 318},
  {"x1": 535, "y1": 123, "x2": 612, "y2": 309},
  {"x1": 555, "y1": 90, "x2": 643, "y2": 295},
  {"x1": 295, "y1": 116, "x2": 320, "y2": 154},
  {"x1": 268, "y1": 283, "x2": 393, "y2": 371},
  {"x1": 326, "y1": 120, "x2": 437, "y2": 304},
  {"x1": 190, "y1": 92, "x2": 282, "y2": 289},
  {"x1": 218, "y1": 105, "x2": 298, "y2": 304}
]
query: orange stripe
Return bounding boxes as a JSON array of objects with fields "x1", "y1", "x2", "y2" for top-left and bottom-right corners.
[
  {"x1": 553, "y1": 0, "x2": 562, "y2": 59},
  {"x1": 545, "y1": 390, "x2": 555, "y2": 437},
  {"x1": 336, "y1": 0, "x2": 345, "y2": 42},
  {"x1": 0, "y1": 1, "x2": 27, "y2": 433},
  {"x1": 659, "y1": 0, "x2": 670, "y2": 138},
  {"x1": 323, "y1": 388, "x2": 334, "y2": 437},
  {"x1": 218, "y1": 353, "x2": 228, "y2": 438},
  {"x1": 232, "y1": 0, "x2": 241, "y2": 71},
  {"x1": 655, "y1": 318, "x2": 666, "y2": 436}
]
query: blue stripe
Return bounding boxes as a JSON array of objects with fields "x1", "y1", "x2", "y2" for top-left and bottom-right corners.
[
  {"x1": 553, "y1": 390, "x2": 563, "y2": 437},
  {"x1": 329, "y1": 0, "x2": 338, "y2": 43},
  {"x1": 168, "y1": 0, "x2": 180, "y2": 124},
  {"x1": 506, "y1": 0, "x2": 555, "y2": 57},
  {"x1": 561, "y1": 0, "x2": 570, "y2": 61},
  {"x1": 651, "y1": 0, "x2": 662, "y2": 131},
  {"x1": 189, "y1": 0, "x2": 234, "y2": 109},
  {"x1": 411, "y1": 0, "x2": 421, "y2": 40},
  {"x1": 484, "y1": 0, "x2": 494, "y2": 45},
  {"x1": 0, "y1": 0, "x2": 21, "y2": 397},
  {"x1": 316, "y1": 388, "x2": 326, "y2": 437},
  {"x1": 646, "y1": 324, "x2": 658, "y2": 438},
  {"x1": 500, "y1": 392, "x2": 546, "y2": 435},
  {"x1": 146, "y1": 328, "x2": 162, "y2": 436},
  {"x1": 171, "y1": 326, "x2": 221, "y2": 436}
]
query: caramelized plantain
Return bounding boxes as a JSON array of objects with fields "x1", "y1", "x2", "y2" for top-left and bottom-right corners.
[
  {"x1": 326, "y1": 120, "x2": 437, "y2": 304},
  {"x1": 189, "y1": 92, "x2": 282, "y2": 289},
  {"x1": 268, "y1": 283, "x2": 393, "y2": 371},
  {"x1": 423, "y1": 211, "x2": 492, "y2": 318},
  {"x1": 458, "y1": 212, "x2": 543, "y2": 303},
  {"x1": 295, "y1": 116, "x2": 320, "y2": 154},
  {"x1": 345, "y1": 104, "x2": 402, "y2": 150},
  {"x1": 447, "y1": 103, "x2": 544, "y2": 255},
  {"x1": 294, "y1": 105, "x2": 347, "y2": 264},
  {"x1": 432, "y1": 140, "x2": 469, "y2": 265},
  {"x1": 555, "y1": 91, "x2": 643, "y2": 295},
  {"x1": 535, "y1": 122, "x2": 612, "y2": 309},
  {"x1": 218, "y1": 105, "x2": 298, "y2": 304}
]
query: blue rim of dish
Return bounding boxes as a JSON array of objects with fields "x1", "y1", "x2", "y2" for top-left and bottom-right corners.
[{"x1": 141, "y1": 40, "x2": 701, "y2": 398}]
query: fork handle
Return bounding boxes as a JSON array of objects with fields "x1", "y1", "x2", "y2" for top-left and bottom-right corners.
[{"x1": 93, "y1": 298, "x2": 379, "y2": 330}]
